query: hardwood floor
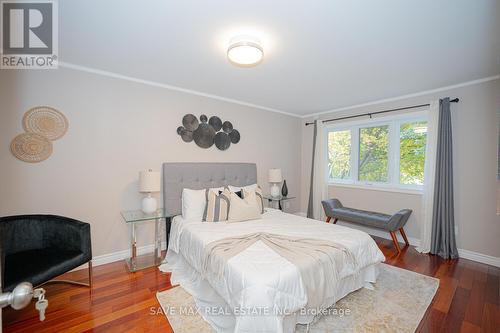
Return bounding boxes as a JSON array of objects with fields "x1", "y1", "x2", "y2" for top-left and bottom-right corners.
[{"x1": 3, "y1": 237, "x2": 499, "y2": 332}]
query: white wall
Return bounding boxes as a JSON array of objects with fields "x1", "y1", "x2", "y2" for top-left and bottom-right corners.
[
  {"x1": 0, "y1": 68, "x2": 302, "y2": 257},
  {"x1": 301, "y1": 79, "x2": 500, "y2": 258}
]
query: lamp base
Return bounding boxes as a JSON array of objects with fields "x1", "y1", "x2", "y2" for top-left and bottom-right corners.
[
  {"x1": 142, "y1": 195, "x2": 157, "y2": 214},
  {"x1": 270, "y1": 183, "x2": 281, "y2": 198}
]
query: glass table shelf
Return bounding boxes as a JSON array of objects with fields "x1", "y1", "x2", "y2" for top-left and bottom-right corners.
[{"x1": 262, "y1": 195, "x2": 296, "y2": 211}]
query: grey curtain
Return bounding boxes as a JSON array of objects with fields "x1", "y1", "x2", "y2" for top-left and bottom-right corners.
[
  {"x1": 430, "y1": 98, "x2": 459, "y2": 259},
  {"x1": 307, "y1": 120, "x2": 318, "y2": 218}
]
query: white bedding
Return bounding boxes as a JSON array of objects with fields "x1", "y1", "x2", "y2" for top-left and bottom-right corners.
[{"x1": 161, "y1": 208, "x2": 385, "y2": 333}]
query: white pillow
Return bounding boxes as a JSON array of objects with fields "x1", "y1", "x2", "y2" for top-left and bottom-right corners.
[
  {"x1": 181, "y1": 188, "x2": 206, "y2": 220},
  {"x1": 228, "y1": 183, "x2": 258, "y2": 193},
  {"x1": 227, "y1": 191, "x2": 261, "y2": 223},
  {"x1": 181, "y1": 187, "x2": 226, "y2": 220}
]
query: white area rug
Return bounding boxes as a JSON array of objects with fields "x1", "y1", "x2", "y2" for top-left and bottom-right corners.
[{"x1": 156, "y1": 264, "x2": 439, "y2": 332}]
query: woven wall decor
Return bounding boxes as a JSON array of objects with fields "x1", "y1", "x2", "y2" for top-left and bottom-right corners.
[
  {"x1": 10, "y1": 133, "x2": 53, "y2": 163},
  {"x1": 23, "y1": 106, "x2": 68, "y2": 140},
  {"x1": 177, "y1": 114, "x2": 240, "y2": 151}
]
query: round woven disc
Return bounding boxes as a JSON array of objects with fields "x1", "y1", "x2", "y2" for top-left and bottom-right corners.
[
  {"x1": 182, "y1": 114, "x2": 199, "y2": 131},
  {"x1": 10, "y1": 133, "x2": 53, "y2": 163},
  {"x1": 229, "y1": 129, "x2": 240, "y2": 144},
  {"x1": 214, "y1": 132, "x2": 231, "y2": 150},
  {"x1": 208, "y1": 116, "x2": 222, "y2": 131},
  {"x1": 193, "y1": 123, "x2": 215, "y2": 148},
  {"x1": 181, "y1": 130, "x2": 194, "y2": 142},
  {"x1": 222, "y1": 121, "x2": 233, "y2": 133},
  {"x1": 23, "y1": 106, "x2": 68, "y2": 141}
]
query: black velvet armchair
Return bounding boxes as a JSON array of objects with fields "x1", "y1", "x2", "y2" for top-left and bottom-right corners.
[{"x1": 0, "y1": 215, "x2": 92, "y2": 292}]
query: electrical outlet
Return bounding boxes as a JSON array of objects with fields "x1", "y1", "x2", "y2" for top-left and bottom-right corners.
[{"x1": 454, "y1": 226, "x2": 459, "y2": 235}]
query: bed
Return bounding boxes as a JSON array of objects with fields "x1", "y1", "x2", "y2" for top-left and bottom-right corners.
[{"x1": 160, "y1": 162, "x2": 385, "y2": 333}]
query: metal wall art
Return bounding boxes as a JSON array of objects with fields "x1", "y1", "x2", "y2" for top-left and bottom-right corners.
[{"x1": 177, "y1": 114, "x2": 240, "y2": 150}]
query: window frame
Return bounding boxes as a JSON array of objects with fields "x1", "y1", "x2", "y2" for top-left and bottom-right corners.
[{"x1": 325, "y1": 110, "x2": 428, "y2": 192}]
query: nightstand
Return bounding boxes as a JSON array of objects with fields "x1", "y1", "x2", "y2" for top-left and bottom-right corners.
[{"x1": 120, "y1": 209, "x2": 173, "y2": 272}]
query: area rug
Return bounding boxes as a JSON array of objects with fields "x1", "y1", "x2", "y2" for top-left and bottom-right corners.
[{"x1": 156, "y1": 264, "x2": 439, "y2": 332}]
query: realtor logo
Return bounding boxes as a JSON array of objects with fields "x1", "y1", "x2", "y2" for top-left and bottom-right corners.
[{"x1": 1, "y1": 0, "x2": 58, "y2": 69}]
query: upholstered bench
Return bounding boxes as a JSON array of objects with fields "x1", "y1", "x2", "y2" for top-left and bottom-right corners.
[{"x1": 321, "y1": 199, "x2": 412, "y2": 254}]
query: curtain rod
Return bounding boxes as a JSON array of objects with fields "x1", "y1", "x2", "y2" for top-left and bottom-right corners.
[{"x1": 304, "y1": 98, "x2": 459, "y2": 126}]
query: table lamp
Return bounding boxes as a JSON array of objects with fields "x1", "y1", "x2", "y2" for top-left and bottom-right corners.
[
  {"x1": 268, "y1": 168, "x2": 282, "y2": 198},
  {"x1": 139, "y1": 169, "x2": 161, "y2": 214}
]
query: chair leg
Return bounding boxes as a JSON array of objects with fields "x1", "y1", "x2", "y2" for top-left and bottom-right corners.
[
  {"x1": 333, "y1": 218, "x2": 338, "y2": 224},
  {"x1": 390, "y1": 231, "x2": 401, "y2": 254},
  {"x1": 88, "y1": 260, "x2": 93, "y2": 289},
  {"x1": 399, "y1": 228, "x2": 410, "y2": 246},
  {"x1": 326, "y1": 216, "x2": 331, "y2": 223}
]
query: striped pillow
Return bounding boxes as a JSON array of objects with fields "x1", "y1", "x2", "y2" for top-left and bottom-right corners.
[
  {"x1": 242, "y1": 186, "x2": 265, "y2": 214},
  {"x1": 203, "y1": 188, "x2": 231, "y2": 222}
]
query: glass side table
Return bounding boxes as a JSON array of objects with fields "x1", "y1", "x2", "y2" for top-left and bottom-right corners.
[
  {"x1": 120, "y1": 209, "x2": 173, "y2": 272},
  {"x1": 263, "y1": 195, "x2": 296, "y2": 212}
]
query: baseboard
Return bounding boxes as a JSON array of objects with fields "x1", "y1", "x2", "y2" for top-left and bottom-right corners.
[
  {"x1": 71, "y1": 241, "x2": 167, "y2": 272},
  {"x1": 458, "y1": 249, "x2": 500, "y2": 268},
  {"x1": 335, "y1": 221, "x2": 500, "y2": 267},
  {"x1": 73, "y1": 221, "x2": 498, "y2": 272}
]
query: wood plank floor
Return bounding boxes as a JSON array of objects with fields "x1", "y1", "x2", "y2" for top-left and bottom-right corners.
[{"x1": 3, "y1": 237, "x2": 499, "y2": 332}]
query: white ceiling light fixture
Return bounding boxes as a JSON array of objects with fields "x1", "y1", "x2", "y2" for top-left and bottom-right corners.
[{"x1": 227, "y1": 36, "x2": 263, "y2": 67}]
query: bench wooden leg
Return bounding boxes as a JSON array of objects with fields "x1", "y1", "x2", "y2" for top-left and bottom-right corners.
[
  {"x1": 333, "y1": 218, "x2": 338, "y2": 224},
  {"x1": 390, "y1": 231, "x2": 401, "y2": 254},
  {"x1": 326, "y1": 217, "x2": 331, "y2": 223},
  {"x1": 399, "y1": 228, "x2": 409, "y2": 246}
]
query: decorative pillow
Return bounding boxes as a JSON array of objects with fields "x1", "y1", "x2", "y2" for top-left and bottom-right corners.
[
  {"x1": 181, "y1": 188, "x2": 206, "y2": 220},
  {"x1": 242, "y1": 186, "x2": 265, "y2": 214},
  {"x1": 227, "y1": 191, "x2": 261, "y2": 223},
  {"x1": 221, "y1": 186, "x2": 242, "y2": 198},
  {"x1": 228, "y1": 183, "x2": 258, "y2": 193},
  {"x1": 203, "y1": 188, "x2": 231, "y2": 222}
]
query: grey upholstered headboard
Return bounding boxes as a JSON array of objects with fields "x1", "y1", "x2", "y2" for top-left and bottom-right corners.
[{"x1": 162, "y1": 162, "x2": 257, "y2": 216}]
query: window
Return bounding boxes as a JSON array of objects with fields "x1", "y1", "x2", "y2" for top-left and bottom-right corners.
[
  {"x1": 399, "y1": 121, "x2": 427, "y2": 185},
  {"x1": 327, "y1": 113, "x2": 428, "y2": 190},
  {"x1": 327, "y1": 130, "x2": 351, "y2": 180},
  {"x1": 359, "y1": 125, "x2": 389, "y2": 182}
]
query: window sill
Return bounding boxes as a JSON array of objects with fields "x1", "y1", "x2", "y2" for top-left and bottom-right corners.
[{"x1": 328, "y1": 182, "x2": 423, "y2": 195}]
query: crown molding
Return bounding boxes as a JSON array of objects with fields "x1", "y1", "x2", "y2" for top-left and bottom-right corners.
[
  {"x1": 58, "y1": 62, "x2": 498, "y2": 121},
  {"x1": 58, "y1": 61, "x2": 301, "y2": 119},
  {"x1": 301, "y1": 75, "x2": 500, "y2": 119}
]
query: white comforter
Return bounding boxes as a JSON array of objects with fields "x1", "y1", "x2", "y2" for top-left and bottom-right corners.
[{"x1": 165, "y1": 209, "x2": 385, "y2": 332}]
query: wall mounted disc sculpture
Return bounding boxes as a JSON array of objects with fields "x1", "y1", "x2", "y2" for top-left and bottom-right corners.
[
  {"x1": 10, "y1": 133, "x2": 53, "y2": 163},
  {"x1": 177, "y1": 114, "x2": 240, "y2": 150},
  {"x1": 23, "y1": 106, "x2": 68, "y2": 140}
]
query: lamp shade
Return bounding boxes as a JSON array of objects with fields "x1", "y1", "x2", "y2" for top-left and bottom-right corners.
[
  {"x1": 268, "y1": 168, "x2": 282, "y2": 183},
  {"x1": 139, "y1": 169, "x2": 160, "y2": 193}
]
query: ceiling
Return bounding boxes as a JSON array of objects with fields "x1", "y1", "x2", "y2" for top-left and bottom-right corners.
[{"x1": 59, "y1": 0, "x2": 500, "y2": 116}]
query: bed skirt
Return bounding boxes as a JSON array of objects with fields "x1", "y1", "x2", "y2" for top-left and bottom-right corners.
[{"x1": 160, "y1": 250, "x2": 380, "y2": 333}]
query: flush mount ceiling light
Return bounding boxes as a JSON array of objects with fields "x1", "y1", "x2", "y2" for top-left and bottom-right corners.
[{"x1": 227, "y1": 36, "x2": 263, "y2": 67}]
